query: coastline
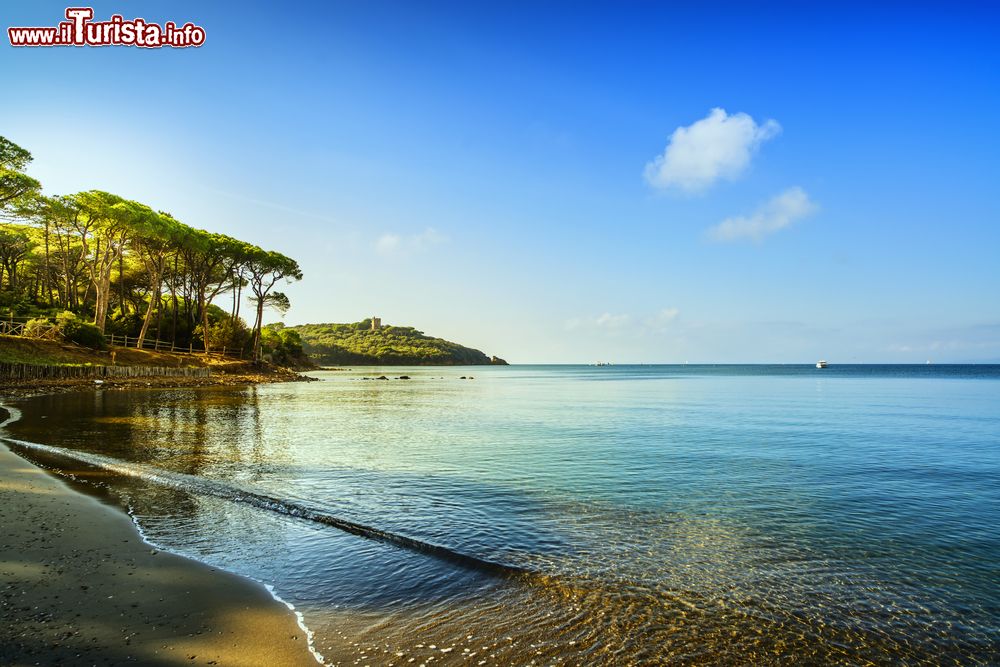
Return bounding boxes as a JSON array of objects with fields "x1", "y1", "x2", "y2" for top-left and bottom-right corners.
[
  {"x1": 0, "y1": 379, "x2": 321, "y2": 666},
  {"x1": 0, "y1": 364, "x2": 312, "y2": 399}
]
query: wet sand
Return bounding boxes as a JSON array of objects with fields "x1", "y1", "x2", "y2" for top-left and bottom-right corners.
[{"x1": 0, "y1": 437, "x2": 318, "y2": 666}]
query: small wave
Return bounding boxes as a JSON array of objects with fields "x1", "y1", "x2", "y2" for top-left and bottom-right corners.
[
  {"x1": 0, "y1": 404, "x2": 22, "y2": 428},
  {"x1": 263, "y1": 583, "x2": 326, "y2": 665},
  {"x1": 0, "y1": 435, "x2": 528, "y2": 579},
  {"x1": 107, "y1": 466, "x2": 326, "y2": 664}
]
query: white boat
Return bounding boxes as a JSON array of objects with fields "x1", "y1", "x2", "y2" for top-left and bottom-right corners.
[{"x1": 816, "y1": 360, "x2": 828, "y2": 369}]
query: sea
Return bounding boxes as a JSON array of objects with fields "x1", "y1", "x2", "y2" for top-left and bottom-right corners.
[{"x1": 3, "y1": 365, "x2": 999, "y2": 665}]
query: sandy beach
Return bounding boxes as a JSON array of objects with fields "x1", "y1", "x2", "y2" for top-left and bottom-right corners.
[{"x1": 0, "y1": 408, "x2": 318, "y2": 666}]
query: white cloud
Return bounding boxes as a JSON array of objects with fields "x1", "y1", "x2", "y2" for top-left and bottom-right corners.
[
  {"x1": 566, "y1": 308, "x2": 680, "y2": 334},
  {"x1": 708, "y1": 187, "x2": 817, "y2": 243},
  {"x1": 375, "y1": 233, "x2": 402, "y2": 254},
  {"x1": 565, "y1": 313, "x2": 631, "y2": 331},
  {"x1": 374, "y1": 227, "x2": 447, "y2": 256},
  {"x1": 595, "y1": 312, "x2": 631, "y2": 329},
  {"x1": 646, "y1": 308, "x2": 680, "y2": 331},
  {"x1": 644, "y1": 108, "x2": 781, "y2": 193}
]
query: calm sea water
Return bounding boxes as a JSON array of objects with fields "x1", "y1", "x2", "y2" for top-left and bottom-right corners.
[{"x1": 4, "y1": 365, "x2": 1000, "y2": 665}]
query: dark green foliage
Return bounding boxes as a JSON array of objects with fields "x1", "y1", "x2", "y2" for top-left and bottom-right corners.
[
  {"x1": 289, "y1": 321, "x2": 495, "y2": 366},
  {"x1": 0, "y1": 137, "x2": 41, "y2": 209},
  {"x1": 0, "y1": 288, "x2": 32, "y2": 315},
  {"x1": 0, "y1": 227, "x2": 32, "y2": 291},
  {"x1": 104, "y1": 312, "x2": 145, "y2": 338},
  {"x1": 55, "y1": 311, "x2": 106, "y2": 350},
  {"x1": 260, "y1": 323, "x2": 310, "y2": 367},
  {"x1": 196, "y1": 310, "x2": 251, "y2": 353}
]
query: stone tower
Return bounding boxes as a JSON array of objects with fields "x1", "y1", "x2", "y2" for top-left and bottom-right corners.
[{"x1": 371, "y1": 317, "x2": 381, "y2": 331}]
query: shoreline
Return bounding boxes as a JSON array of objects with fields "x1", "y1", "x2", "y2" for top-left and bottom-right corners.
[
  {"x1": 0, "y1": 365, "x2": 313, "y2": 399},
  {"x1": 0, "y1": 378, "x2": 321, "y2": 666}
]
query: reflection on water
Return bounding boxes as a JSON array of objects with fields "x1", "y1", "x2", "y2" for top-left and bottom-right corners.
[{"x1": 5, "y1": 365, "x2": 1000, "y2": 665}]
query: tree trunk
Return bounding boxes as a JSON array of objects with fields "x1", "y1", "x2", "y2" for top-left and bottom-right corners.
[
  {"x1": 202, "y1": 307, "x2": 211, "y2": 355},
  {"x1": 43, "y1": 219, "x2": 53, "y2": 305},
  {"x1": 136, "y1": 272, "x2": 161, "y2": 348},
  {"x1": 92, "y1": 257, "x2": 116, "y2": 334},
  {"x1": 252, "y1": 298, "x2": 265, "y2": 362},
  {"x1": 170, "y1": 255, "x2": 179, "y2": 344},
  {"x1": 235, "y1": 280, "x2": 242, "y2": 320},
  {"x1": 118, "y1": 253, "x2": 126, "y2": 317}
]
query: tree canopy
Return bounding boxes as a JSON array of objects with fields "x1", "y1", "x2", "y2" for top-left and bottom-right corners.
[
  {"x1": 288, "y1": 320, "x2": 501, "y2": 366},
  {"x1": 0, "y1": 136, "x2": 41, "y2": 210},
  {"x1": 0, "y1": 135, "x2": 303, "y2": 357}
]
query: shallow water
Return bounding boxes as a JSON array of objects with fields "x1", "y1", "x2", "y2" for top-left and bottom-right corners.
[{"x1": 5, "y1": 365, "x2": 1000, "y2": 664}]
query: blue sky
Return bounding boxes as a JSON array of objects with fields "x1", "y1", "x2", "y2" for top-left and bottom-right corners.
[{"x1": 2, "y1": 1, "x2": 999, "y2": 362}]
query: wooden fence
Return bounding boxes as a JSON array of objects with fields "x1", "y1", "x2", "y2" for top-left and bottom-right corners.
[
  {"x1": 0, "y1": 362, "x2": 211, "y2": 381},
  {"x1": 0, "y1": 316, "x2": 242, "y2": 359},
  {"x1": 106, "y1": 333, "x2": 243, "y2": 358},
  {"x1": 0, "y1": 319, "x2": 61, "y2": 341}
]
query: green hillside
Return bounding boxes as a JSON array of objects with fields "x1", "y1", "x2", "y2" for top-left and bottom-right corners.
[{"x1": 287, "y1": 320, "x2": 508, "y2": 366}]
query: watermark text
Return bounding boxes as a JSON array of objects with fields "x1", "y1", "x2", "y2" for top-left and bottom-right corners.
[{"x1": 8, "y1": 7, "x2": 205, "y2": 48}]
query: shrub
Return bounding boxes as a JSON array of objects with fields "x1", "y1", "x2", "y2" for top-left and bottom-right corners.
[
  {"x1": 105, "y1": 312, "x2": 145, "y2": 338},
  {"x1": 56, "y1": 311, "x2": 106, "y2": 350},
  {"x1": 24, "y1": 317, "x2": 52, "y2": 337},
  {"x1": 0, "y1": 289, "x2": 31, "y2": 314},
  {"x1": 261, "y1": 325, "x2": 308, "y2": 366},
  {"x1": 196, "y1": 317, "x2": 251, "y2": 353}
]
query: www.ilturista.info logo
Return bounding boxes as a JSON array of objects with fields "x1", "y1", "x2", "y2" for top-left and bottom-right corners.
[{"x1": 8, "y1": 7, "x2": 205, "y2": 48}]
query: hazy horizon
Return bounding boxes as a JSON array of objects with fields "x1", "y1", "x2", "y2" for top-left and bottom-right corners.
[{"x1": 3, "y1": 2, "x2": 998, "y2": 363}]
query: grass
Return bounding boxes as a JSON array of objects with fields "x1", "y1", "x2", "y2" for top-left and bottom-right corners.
[{"x1": 0, "y1": 335, "x2": 247, "y2": 369}]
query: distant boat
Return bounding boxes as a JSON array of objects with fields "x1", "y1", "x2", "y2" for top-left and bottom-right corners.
[{"x1": 816, "y1": 360, "x2": 828, "y2": 369}]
